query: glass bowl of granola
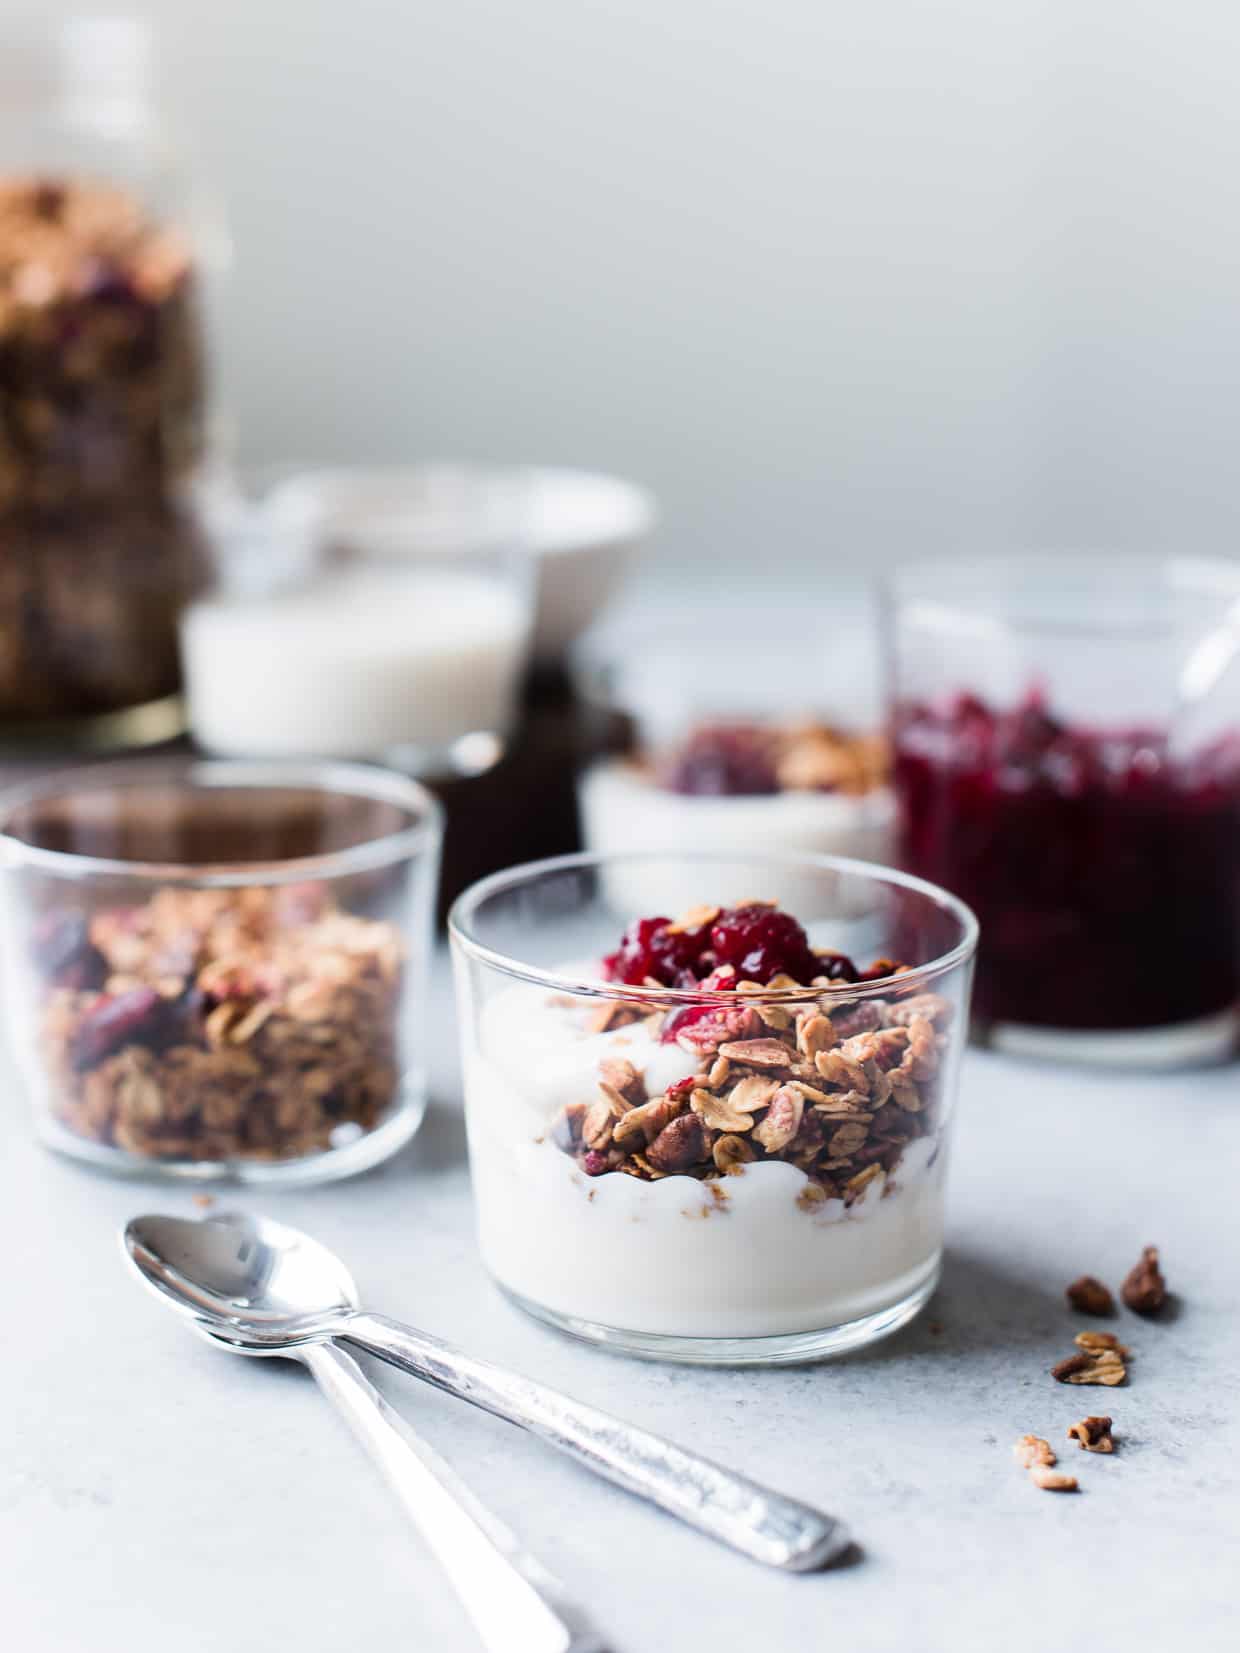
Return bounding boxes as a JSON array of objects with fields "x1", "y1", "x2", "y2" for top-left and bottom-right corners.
[
  {"x1": 449, "y1": 852, "x2": 977, "y2": 1365},
  {"x1": 0, "y1": 760, "x2": 441, "y2": 1182}
]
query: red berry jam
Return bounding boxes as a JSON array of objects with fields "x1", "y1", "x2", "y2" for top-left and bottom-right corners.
[
  {"x1": 602, "y1": 915, "x2": 713, "y2": 986},
  {"x1": 708, "y1": 905, "x2": 828, "y2": 985},
  {"x1": 892, "y1": 690, "x2": 1240, "y2": 1031}
]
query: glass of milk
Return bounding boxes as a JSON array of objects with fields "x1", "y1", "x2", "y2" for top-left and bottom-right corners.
[{"x1": 181, "y1": 467, "x2": 534, "y2": 776}]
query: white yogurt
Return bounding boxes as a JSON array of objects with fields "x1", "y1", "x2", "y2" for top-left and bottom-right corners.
[
  {"x1": 464, "y1": 975, "x2": 946, "y2": 1339},
  {"x1": 577, "y1": 759, "x2": 897, "y2": 914},
  {"x1": 182, "y1": 568, "x2": 527, "y2": 760}
]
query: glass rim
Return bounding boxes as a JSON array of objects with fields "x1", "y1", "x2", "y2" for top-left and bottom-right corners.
[
  {"x1": 0, "y1": 758, "x2": 443, "y2": 886},
  {"x1": 881, "y1": 551, "x2": 1240, "y2": 640},
  {"x1": 447, "y1": 848, "x2": 979, "y2": 1005}
]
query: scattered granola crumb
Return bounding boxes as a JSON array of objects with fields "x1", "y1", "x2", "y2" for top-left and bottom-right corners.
[
  {"x1": 1068, "y1": 1416, "x2": 1114, "y2": 1454},
  {"x1": 1075, "y1": 1330, "x2": 1130, "y2": 1358},
  {"x1": 1014, "y1": 1435, "x2": 1057, "y2": 1469},
  {"x1": 191, "y1": 1193, "x2": 215, "y2": 1210},
  {"x1": 1028, "y1": 1463, "x2": 1079, "y2": 1492},
  {"x1": 928, "y1": 1320, "x2": 945, "y2": 1336},
  {"x1": 1065, "y1": 1275, "x2": 1116, "y2": 1316},
  {"x1": 1121, "y1": 1245, "x2": 1167, "y2": 1316},
  {"x1": 1052, "y1": 1349, "x2": 1126, "y2": 1387}
]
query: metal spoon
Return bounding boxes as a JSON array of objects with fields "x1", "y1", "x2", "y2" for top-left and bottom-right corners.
[
  {"x1": 123, "y1": 1211, "x2": 850, "y2": 1572},
  {"x1": 224, "y1": 1333, "x2": 607, "y2": 1653},
  {"x1": 149, "y1": 1211, "x2": 607, "y2": 1653}
]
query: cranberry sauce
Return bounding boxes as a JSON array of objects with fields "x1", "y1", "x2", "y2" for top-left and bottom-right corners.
[{"x1": 892, "y1": 692, "x2": 1240, "y2": 1031}]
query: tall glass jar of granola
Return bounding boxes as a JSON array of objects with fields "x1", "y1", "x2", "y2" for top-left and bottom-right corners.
[{"x1": 0, "y1": 18, "x2": 223, "y2": 744}]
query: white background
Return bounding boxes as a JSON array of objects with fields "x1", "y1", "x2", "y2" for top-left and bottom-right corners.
[{"x1": 39, "y1": 1, "x2": 1240, "y2": 575}]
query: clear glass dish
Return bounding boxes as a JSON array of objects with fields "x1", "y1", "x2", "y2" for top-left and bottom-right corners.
[
  {"x1": 883, "y1": 554, "x2": 1240, "y2": 1066},
  {"x1": 574, "y1": 620, "x2": 897, "y2": 886},
  {"x1": 449, "y1": 851, "x2": 977, "y2": 1365},
  {"x1": 0, "y1": 760, "x2": 441, "y2": 1183}
]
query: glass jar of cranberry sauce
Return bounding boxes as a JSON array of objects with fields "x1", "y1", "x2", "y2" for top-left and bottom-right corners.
[{"x1": 883, "y1": 555, "x2": 1240, "y2": 1066}]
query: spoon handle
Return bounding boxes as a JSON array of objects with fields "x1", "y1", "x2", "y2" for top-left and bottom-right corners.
[
  {"x1": 342, "y1": 1312, "x2": 849, "y2": 1572},
  {"x1": 304, "y1": 1340, "x2": 610, "y2": 1653}
]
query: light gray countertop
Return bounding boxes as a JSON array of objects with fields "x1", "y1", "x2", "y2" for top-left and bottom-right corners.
[{"x1": 4, "y1": 960, "x2": 1237, "y2": 1653}]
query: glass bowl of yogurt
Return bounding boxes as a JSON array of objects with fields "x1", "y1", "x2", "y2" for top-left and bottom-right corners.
[
  {"x1": 449, "y1": 852, "x2": 977, "y2": 1365},
  {"x1": 575, "y1": 619, "x2": 897, "y2": 908}
]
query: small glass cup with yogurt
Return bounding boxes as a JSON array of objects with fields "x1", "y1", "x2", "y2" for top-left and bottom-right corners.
[
  {"x1": 575, "y1": 622, "x2": 897, "y2": 906},
  {"x1": 449, "y1": 851, "x2": 977, "y2": 1365}
]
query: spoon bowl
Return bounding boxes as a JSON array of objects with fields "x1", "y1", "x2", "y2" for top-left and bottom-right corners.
[{"x1": 124, "y1": 1211, "x2": 357, "y2": 1347}]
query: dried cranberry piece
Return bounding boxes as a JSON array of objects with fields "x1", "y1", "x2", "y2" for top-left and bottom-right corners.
[
  {"x1": 817, "y1": 950, "x2": 860, "y2": 983},
  {"x1": 69, "y1": 987, "x2": 170, "y2": 1070},
  {"x1": 582, "y1": 1149, "x2": 610, "y2": 1176},
  {"x1": 661, "y1": 724, "x2": 780, "y2": 796},
  {"x1": 31, "y1": 912, "x2": 107, "y2": 991},
  {"x1": 709, "y1": 905, "x2": 819, "y2": 985},
  {"x1": 659, "y1": 966, "x2": 738, "y2": 1043}
]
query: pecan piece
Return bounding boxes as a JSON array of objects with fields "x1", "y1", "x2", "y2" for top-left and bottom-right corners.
[
  {"x1": 1052, "y1": 1350, "x2": 1126, "y2": 1387},
  {"x1": 752, "y1": 1086, "x2": 804, "y2": 1152},
  {"x1": 646, "y1": 1112, "x2": 707, "y2": 1173},
  {"x1": 1121, "y1": 1245, "x2": 1167, "y2": 1315},
  {"x1": 1067, "y1": 1415, "x2": 1114, "y2": 1454},
  {"x1": 1028, "y1": 1464, "x2": 1078, "y2": 1492},
  {"x1": 716, "y1": 1037, "x2": 793, "y2": 1070},
  {"x1": 1013, "y1": 1435, "x2": 1057, "y2": 1469},
  {"x1": 690, "y1": 1086, "x2": 755, "y2": 1132},
  {"x1": 611, "y1": 1091, "x2": 686, "y2": 1149},
  {"x1": 1065, "y1": 1275, "x2": 1116, "y2": 1316}
]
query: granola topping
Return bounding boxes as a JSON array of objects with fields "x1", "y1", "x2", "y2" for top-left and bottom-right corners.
[
  {"x1": 35, "y1": 885, "x2": 404, "y2": 1162},
  {"x1": 550, "y1": 902, "x2": 951, "y2": 1199}
]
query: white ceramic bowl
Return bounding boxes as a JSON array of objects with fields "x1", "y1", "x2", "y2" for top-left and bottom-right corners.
[{"x1": 262, "y1": 463, "x2": 657, "y2": 665}]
